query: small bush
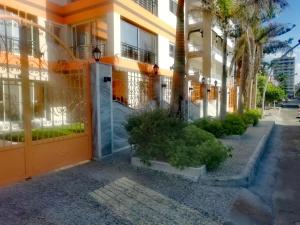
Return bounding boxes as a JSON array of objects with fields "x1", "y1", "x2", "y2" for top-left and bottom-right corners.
[
  {"x1": 126, "y1": 109, "x2": 231, "y2": 170},
  {"x1": 125, "y1": 109, "x2": 186, "y2": 163},
  {"x1": 242, "y1": 109, "x2": 262, "y2": 126},
  {"x1": 199, "y1": 139, "x2": 232, "y2": 171},
  {"x1": 193, "y1": 118, "x2": 226, "y2": 138},
  {"x1": 223, "y1": 113, "x2": 247, "y2": 135}
]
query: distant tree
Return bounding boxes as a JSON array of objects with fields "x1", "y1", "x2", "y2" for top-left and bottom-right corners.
[
  {"x1": 256, "y1": 74, "x2": 267, "y2": 106},
  {"x1": 265, "y1": 82, "x2": 285, "y2": 104}
]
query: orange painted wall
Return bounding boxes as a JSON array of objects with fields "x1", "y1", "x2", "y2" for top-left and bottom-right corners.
[
  {"x1": 31, "y1": 135, "x2": 91, "y2": 176},
  {"x1": 0, "y1": 146, "x2": 26, "y2": 186},
  {"x1": 0, "y1": 0, "x2": 64, "y2": 23}
]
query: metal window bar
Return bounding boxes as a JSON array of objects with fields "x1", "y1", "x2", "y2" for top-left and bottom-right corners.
[
  {"x1": 133, "y1": 0, "x2": 158, "y2": 15},
  {"x1": 71, "y1": 44, "x2": 106, "y2": 60},
  {"x1": 121, "y1": 42, "x2": 157, "y2": 64},
  {"x1": 169, "y1": 0, "x2": 178, "y2": 15},
  {"x1": 128, "y1": 72, "x2": 151, "y2": 109},
  {"x1": 161, "y1": 76, "x2": 172, "y2": 105},
  {"x1": 0, "y1": 35, "x2": 40, "y2": 57}
]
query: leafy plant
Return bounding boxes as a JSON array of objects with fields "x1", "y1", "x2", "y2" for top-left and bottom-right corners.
[
  {"x1": 193, "y1": 117, "x2": 226, "y2": 138},
  {"x1": 126, "y1": 109, "x2": 231, "y2": 171},
  {"x1": 0, "y1": 123, "x2": 84, "y2": 142},
  {"x1": 126, "y1": 109, "x2": 186, "y2": 163},
  {"x1": 198, "y1": 139, "x2": 232, "y2": 171},
  {"x1": 223, "y1": 113, "x2": 247, "y2": 135},
  {"x1": 265, "y1": 82, "x2": 286, "y2": 104},
  {"x1": 242, "y1": 109, "x2": 262, "y2": 126}
]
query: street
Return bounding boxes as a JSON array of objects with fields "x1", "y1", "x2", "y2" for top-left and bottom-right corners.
[
  {"x1": 271, "y1": 108, "x2": 300, "y2": 225},
  {"x1": 249, "y1": 108, "x2": 300, "y2": 225}
]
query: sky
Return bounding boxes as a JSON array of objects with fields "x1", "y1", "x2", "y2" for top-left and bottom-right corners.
[{"x1": 264, "y1": 0, "x2": 300, "y2": 83}]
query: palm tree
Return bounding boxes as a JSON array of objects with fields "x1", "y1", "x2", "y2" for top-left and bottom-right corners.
[
  {"x1": 228, "y1": 0, "x2": 289, "y2": 113},
  {"x1": 212, "y1": 0, "x2": 237, "y2": 119},
  {"x1": 170, "y1": 0, "x2": 185, "y2": 118}
]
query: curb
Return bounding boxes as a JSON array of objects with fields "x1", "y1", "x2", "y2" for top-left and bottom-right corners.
[
  {"x1": 200, "y1": 121, "x2": 275, "y2": 187},
  {"x1": 131, "y1": 157, "x2": 207, "y2": 182}
]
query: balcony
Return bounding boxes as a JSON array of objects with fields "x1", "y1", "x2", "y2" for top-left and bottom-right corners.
[
  {"x1": 121, "y1": 42, "x2": 157, "y2": 65},
  {"x1": 133, "y1": 0, "x2": 158, "y2": 15},
  {"x1": 187, "y1": 43, "x2": 203, "y2": 58},
  {"x1": 0, "y1": 36, "x2": 40, "y2": 57},
  {"x1": 71, "y1": 44, "x2": 106, "y2": 60}
]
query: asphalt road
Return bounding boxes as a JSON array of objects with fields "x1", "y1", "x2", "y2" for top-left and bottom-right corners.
[
  {"x1": 254, "y1": 107, "x2": 300, "y2": 225},
  {"x1": 271, "y1": 108, "x2": 300, "y2": 225}
]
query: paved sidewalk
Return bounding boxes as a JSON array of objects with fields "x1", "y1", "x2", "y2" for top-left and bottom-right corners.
[{"x1": 207, "y1": 121, "x2": 274, "y2": 179}]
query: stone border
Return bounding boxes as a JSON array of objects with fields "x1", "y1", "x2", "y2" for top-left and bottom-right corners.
[
  {"x1": 201, "y1": 121, "x2": 275, "y2": 187},
  {"x1": 131, "y1": 157, "x2": 206, "y2": 182}
]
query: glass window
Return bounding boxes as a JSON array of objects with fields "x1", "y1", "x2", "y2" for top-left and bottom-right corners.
[
  {"x1": 139, "y1": 29, "x2": 156, "y2": 52},
  {"x1": 169, "y1": 0, "x2": 177, "y2": 15},
  {"x1": 121, "y1": 20, "x2": 138, "y2": 47},
  {"x1": 169, "y1": 43, "x2": 175, "y2": 58},
  {"x1": 121, "y1": 20, "x2": 157, "y2": 64}
]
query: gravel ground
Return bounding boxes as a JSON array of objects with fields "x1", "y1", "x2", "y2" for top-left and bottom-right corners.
[
  {"x1": 207, "y1": 121, "x2": 274, "y2": 179},
  {"x1": 0, "y1": 150, "x2": 241, "y2": 225}
]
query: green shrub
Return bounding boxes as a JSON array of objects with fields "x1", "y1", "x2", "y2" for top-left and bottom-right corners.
[
  {"x1": 198, "y1": 139, "x2": 232, "y2": 171},
  {"x1": 223, "y1": 113, "x2": 247, "y2": 135},
  {"x1": 126, "y1": 109, "x2": 231, "y2": 171},
  {"x1": 0, "y1": 123, "x2": 84, "y2": 142},
  {"x1": 193, "y1": 118, "x2": 225, "y2": 138},
  {"x1": 125, "y1": 109, "x2": 186, "y2": 163},
  {"x1": 242, "y1": 109, "x2": 262, "y2": 126}
]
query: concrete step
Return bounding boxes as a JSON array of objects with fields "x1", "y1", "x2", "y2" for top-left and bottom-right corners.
[{"x1": 90, "y1": 177, "x2": 219, "y2": 225}]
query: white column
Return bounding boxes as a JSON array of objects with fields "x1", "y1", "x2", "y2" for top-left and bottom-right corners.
[{"x1": 106, "y1": 12, "x2": 121, "y2": 56}]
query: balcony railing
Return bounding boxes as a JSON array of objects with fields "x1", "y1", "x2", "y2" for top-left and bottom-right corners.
[
  {"x1": 71, "y1": 44, "x2": 106, "y2": 60},
  {"x1": 133, "y1": 0, "x2": 158, "y2": 15},
  {"x1": 121, "y1": 42, "x2": 157, "y2": 65},
  {"x1": 0, "y1": 35, "x2": 40, "y2": 56},
  {"x1": 188, "y1": 43, "x2": 203, "y2": 52}
]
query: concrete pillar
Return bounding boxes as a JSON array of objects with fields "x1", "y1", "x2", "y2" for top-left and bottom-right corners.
[
  {"x1": 202, "y1": 11, "x2": 212, "y2": 117},
  {"x1": 90, "y1": 63, "x2": 113, "y2": 160},
  {"x1": 106, "y1": 12, "x2": 121, "y2": 56}
]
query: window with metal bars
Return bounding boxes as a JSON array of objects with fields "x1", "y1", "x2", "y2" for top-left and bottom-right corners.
[
  {"x1": 169, "y1": 0, "x2": 178, "y2": 15},
  {"x1": 133, "y1": 0, "x2": 158, "y2": 15}
]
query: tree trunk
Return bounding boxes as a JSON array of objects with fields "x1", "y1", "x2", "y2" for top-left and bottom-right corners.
[
  {"x1": 220, "y1": 28, "x2": 228, "y2": 120},
  {"x1": 238, "y1": 56, "x2": 246, "y2": 114},
  {"x1": 251, "y1": 44, "x2": 263, "y2": 109},
  {"x1": 246, "y1": 35, "x2": 255, "y2": 109},
  {"x1": 170, "y1": 0, "x2": 185, "y2": 118}
]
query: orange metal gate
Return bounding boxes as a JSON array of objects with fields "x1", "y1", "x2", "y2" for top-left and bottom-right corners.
[
  {"x1": 0, "y1": 60, "x2": 92, "y2": 186},
  {"x1": 0, "y1": 16, "x2": 92, "y2": 186}
]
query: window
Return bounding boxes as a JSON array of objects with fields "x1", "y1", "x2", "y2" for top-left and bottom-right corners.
[
  {"x1": 169, "y1": 43, "x2": 175, "y2": 58},
  {"x1": 121, "y1": 20, "x2": 157, "y2": 64},
  {"x1": 46, "y1": 22, "x2": 63, "y2": 44},
  {"x1": 72, "y1": 20, "x2": 106, "y2": 59},
  {"x1": 169, "y1": 0, "x2": 177, "y2": 15},
  {"x1": 133, "y1": 0, "x2": 158, "y2": 15}
]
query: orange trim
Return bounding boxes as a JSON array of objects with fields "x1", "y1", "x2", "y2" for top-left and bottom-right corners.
[
  {"x1": 100, "y1": 56, "x2": 173, "y2": 77},
  {"x1": 63, "y1": 3, "x2": 113, "y2": 24},
  {"x1": 0, "y1": 0, "x2": 64, "y2": 23}
]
